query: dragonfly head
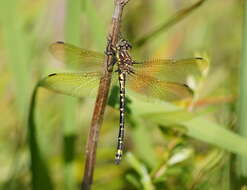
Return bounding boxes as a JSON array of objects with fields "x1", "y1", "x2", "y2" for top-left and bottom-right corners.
[{"x1": 117, "y1": 39, "x2": 132, "y2": 51}]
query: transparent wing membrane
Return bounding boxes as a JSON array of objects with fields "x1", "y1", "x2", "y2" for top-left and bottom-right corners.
[
  {"x1": 133, "y1": 58, "x2": 207, "y2": 84},
  {"x1": 40, "y1": 71, "x2": 193, "y2": 102},
  {"x1": 127, "y1": 73, "x2": 193, "y2": 101},
  {"x1": 49, "y1": 41, "x2": 104, "y2": 70},
  {"x1": 47, "y1": 42, "x2": 206, "y2": 101},
  {"x1": 39, "y1": 72, "x2": 103, "y2": 98}
]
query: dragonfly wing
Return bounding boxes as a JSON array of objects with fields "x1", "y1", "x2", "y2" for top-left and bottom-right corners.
[
  {"x1": 39, "y1": 72, "x2": 103, "y2": 98},
  {"x1": 49, "y1": 41, "x2": 105, "y2": 70},
  {"x1": 133, "y1": 58, "x2": 207, "y2": 84},
  {"x1": 127, "y1": 73, "x2": 193, "y2": 101}
]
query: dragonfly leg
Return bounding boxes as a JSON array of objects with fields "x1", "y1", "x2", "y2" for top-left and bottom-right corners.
[
  {"x1": 105, "y1": 36, "x2": 118, "y2": 71},
  {"x1": 105, "y1": 44, "x2": 116, "y2": 56},
  {"x1": 132, "y1": 61, "x2": 142, "y2": 65},
  {"x1": 128, "y1": 69, "x2": 135, "y2": 75},
  {"x1": 106, "y1": 60, "x2": 116, "y2": 72},
  {"x1": 105, "y1": 36, "x2": 117, "y2": 56}
]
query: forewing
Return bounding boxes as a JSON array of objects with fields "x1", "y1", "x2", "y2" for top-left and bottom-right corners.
[
  {"x1": 127, "y1": 73, "x2": 193, "y2": 101},
  {"x1": 133, "y1": 58, "x2": 207, "y2": 84},
  {"x1": 49, "y1": 41, "x2": 104, "y2": 70},
  {"x1": 39, "y1": 72, "x2": 102, "y2": 98}
]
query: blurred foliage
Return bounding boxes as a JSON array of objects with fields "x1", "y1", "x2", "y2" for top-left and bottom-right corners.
[{"x1": 0, "y1": 0, "x2": 245, "y2": 190}]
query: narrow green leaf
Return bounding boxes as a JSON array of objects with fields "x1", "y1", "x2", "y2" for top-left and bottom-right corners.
[
  {"x1": 63, "y1": 0, "x2": 82, "y2": 189},
  {"x1": 28, "y1": 85, "x2": 53, "y2": 190},
  {"x1": 128, "y1": 93, "x2": 247, "y2": 158},
  {"x1": 126, "y1": 152, "x2": 155, "y2": 190},
  {"x1": 0, "y1": 0, "x2": 30, "y2": 117},
  {"x1": 84, "y1": 0, "x2": 106, "y2": 50},
  {"x1": 130, "y1": 117, "x2": 158, "y2": 168},
  {"x1": 238, "y1": 0, "x2": 247, "y2": 180}
]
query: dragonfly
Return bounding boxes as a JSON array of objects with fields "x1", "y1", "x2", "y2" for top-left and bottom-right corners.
[{"x1": 41, "y1": 40, "x2": 206, "y2": 164}]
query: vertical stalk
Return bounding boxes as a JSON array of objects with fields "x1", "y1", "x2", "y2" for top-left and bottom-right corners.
[
  {"x1": 28, "y1": 85, "x2": 53, "y2": 190},
  {"x1": 237, "y1": 0, "x2": 247, "y2": 185},
  {"x1": 81, "y1": 1, "x2": 130, "y2": 189},
  {"x1": 63, "y1": 0, "x2": 81, "y2": 189},
  {"x1": 0, "y1": 0, "x2": 30, "y2": 118}
]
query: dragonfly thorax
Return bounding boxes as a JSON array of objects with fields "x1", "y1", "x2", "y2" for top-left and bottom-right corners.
[
  {"x1": 116, "y1": 50, "x2": 134, "y2": 74},
  {"x1": 115, "y1": 39, "x2": 134, "y2": 74}
]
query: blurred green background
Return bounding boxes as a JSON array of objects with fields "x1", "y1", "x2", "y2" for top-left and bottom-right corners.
[{"x1": 0, "y1": 0, "x2": 246, "y2": 189}]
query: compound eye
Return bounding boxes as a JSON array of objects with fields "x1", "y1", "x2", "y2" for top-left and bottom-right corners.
[{"x1": 121, "y1": 40, "x2": 127, "y2": 45}]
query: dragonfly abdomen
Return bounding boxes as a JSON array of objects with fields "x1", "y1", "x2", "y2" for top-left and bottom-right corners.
[{"x1": 115, "y1": 72, "x2": 126, "y2": 164}]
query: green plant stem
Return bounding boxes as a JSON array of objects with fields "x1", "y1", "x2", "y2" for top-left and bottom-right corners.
[
  {"x1": 134, "y1": 0, "x2": 206, "y2": 47},
  {"x1": 0, "y1": 0, "x2": 30, "y2": 118},
  {"x1": 28, "y1": 85, "x2": 53, "y2": 190},
  {"x1": 63, "y1": 0, "x2": 82, "y2": 189},
  {"x1": 237, "y1": 0, "x2": 247, "y2": 186}
]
